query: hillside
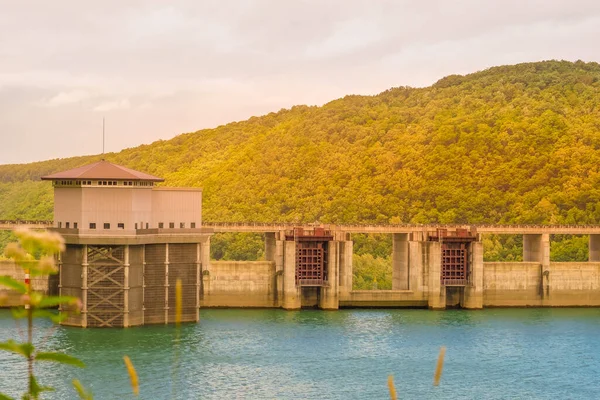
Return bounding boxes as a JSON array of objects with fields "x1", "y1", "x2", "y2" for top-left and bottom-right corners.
[{"x1": 2, "y1": 60, "x2": 600, "y2": 227}]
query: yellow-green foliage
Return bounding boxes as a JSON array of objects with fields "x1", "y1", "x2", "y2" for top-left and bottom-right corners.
[
  {"x1": 1, "y1": 60, "x2": 599, "y2": 267},
  {"x1": 1, "y1": 61, "x2": 600, "y2": 226}
]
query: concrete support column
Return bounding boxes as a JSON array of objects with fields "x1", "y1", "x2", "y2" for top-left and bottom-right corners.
[
  {"x1": 462, "y1": 241, "x2": 483, "y2": 309},
  {"x1": 123, "y1": 245, "x2": 130, "y2": 328},
  {"x1": 541, "y1": 233, "x2": 550, "y2": 300},
  {"x1": 523, "y1": 233, "x2": 550, "y2": 299},
  {"x1": 392, "y1": 233, "x2": 409, "y2": 290},
  {"x1": 590, "y1": 235, "x2": 600, "y2": 262},
  {"x1": 164, "y1": 243, "x2": 169, "y2": 324},
  {"x1": 427, "y1": 241, "x2": 445, "y2": 309},
  {"x1": 81, "y1": 245, "x2": 88, "y2": 328},
  {"x1": 408, "y1": 240, "x2": 423, "y2": 296},
  {"x1": 200, "y1": 236, "x2": 211, "y2": 302},
  {"x1": 319, "y1": 241, "x2": 339, "y2": 310},
  {"x1": 282, "y1": 240, "x2": 300, "y2": 310},
  {"x1": 523, "y1": 234, "x2": 549, "y2": 266},
  {"x1": 142, "y1": 245, "x2": 146, "y2": 325},
  {"x1": 275, "y1": 237, "x2": 284, "y2": 307},
  {"x1": 265, "y1": 232, "x2": 276, "y2": 262},
  {"x1": 338, "y1": 240, "x2": 353, "y2": 296},
  {"x1": 195, "y1": 242, "x2": 201, "y2": 322}
]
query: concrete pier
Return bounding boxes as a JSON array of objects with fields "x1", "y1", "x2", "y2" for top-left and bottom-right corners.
[
  {"x1": 319, "y1": 241, "x2": 339, "y2": 310},
  {"x1": 282, "y1": 240, "x2": 300, "y2": 310},
  {"x1": 392, "y1": 233, "x2": 409, "y2": 290},
  {"x1": 427, "y1": 241, "x2": 445, "y2": 309},
  {"x1": 589, "y1": 234, "x2": 600, "y2": 262},
  {"x1": 462, "y1": 241, "x2": 483, "y2": 309}
]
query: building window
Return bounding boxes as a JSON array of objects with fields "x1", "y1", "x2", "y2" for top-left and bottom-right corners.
[
  {"x1": 180, "y1": 222, "x2": 185, "y2": 229},
  {"x1": 117, "y1": 223, "x2": 124, "y2": 229},
  {"x1": 90, "y1": 223, "x2": 96, "y2": 229},
  {"x1": 88, "y1": 181, "x2": 91, "y2": 185},
  {"x1": 158, "y1": 222, "x2": 164, "y2": 228},
  {"x1": 108, "y1": 181, "x2": 113, "y2": 186},
  {"x1": 74, "y1": 222, "x2": 78, "y2": 229},
  {"x1": 191, "y1": 222, "x2": 196, "y2": 229},
  {"x1": 146, "y1": 223, "x2": 149, "y2": 229},
  {"x1": 135, "y1": 223, "x2": 138, "y2": 229},
  {"x1": 169, "y1": 222, "x2": 174, "y2": 229},
  {"x1": 65, "y1": 222, "x2": 70, "y2": 229},
  {"x1": 58, "y1": 222, "x2": 62, "y2": 228},
  {"x1": 104, "y1": 223, "x2": 110, "y2": 229}
]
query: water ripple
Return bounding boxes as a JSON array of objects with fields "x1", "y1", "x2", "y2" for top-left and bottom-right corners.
[{"x1": 1, "y1": 308, "x2": 600, "y2": 399}]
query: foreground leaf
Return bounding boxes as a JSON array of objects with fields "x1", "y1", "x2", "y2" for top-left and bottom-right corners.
[
  {"x1": 0, "y1": 276, "x2": 27, "y2": 294},
  {"x1": 36, "y1": 352, "x2": 85, "y2": 368},
  {"x1": 72, "y1": 379, "x2": 94, "y2": 400},
  {"x1": 11, "y1": 307, "x2": 27, "y2": 319},
  {"x1": 0, "y1": 340, "x2": 33, "y2": 358},
  {"x1": 28, "y1": 374, "x2": 55, "y2": 398},
  {"x1": 0, "y1": 392, "x2": 15, "y2": 400}
]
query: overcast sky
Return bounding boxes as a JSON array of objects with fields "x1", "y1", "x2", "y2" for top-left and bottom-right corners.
[{"x1": 1, "y1": 0, "x2": 599, "y2": 165}]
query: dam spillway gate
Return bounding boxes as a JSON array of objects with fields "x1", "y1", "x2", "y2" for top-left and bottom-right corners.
[
  {"x1": 286, "y1": 228, "x2": 334, "y2": 286},
  {"x1": 429, "y1": 228, "x2": 477, "y2": 286}
]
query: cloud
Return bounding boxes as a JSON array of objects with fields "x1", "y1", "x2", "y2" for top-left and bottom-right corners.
[
  {"x1": 43, "y1": 89, "x2": 91, "y2": 106},
  {"x1": 2, "y1": 0, "x2": 600, "y2": 164},
  {"x1": 93, "y1": 99, "x2": 131, "y2": 112}
]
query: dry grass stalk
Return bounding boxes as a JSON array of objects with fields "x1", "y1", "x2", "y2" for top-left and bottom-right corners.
[
  {"x1": 123, "y1": 355, "x2": 139, "y2": 396},
  {"x1": 175, "y1": 278, "x2": 182, "y2": 327},
  {"x1": 387, "y1": 375, "x2": 398, "y2": 400},
  {"x1": 433, "y1": 346, "x2": 446, "y2": 386}
]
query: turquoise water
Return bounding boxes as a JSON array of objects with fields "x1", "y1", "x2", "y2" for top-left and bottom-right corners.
[{"x1": 1, "y1": 308, "x2": 600, "y2": 399}]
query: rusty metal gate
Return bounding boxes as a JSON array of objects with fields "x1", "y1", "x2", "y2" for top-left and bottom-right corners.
[
  {"x1": 429, "y1": 228, "x2": 476, "y2": 286},
  {"x1": 286, "y1": 227, "x2": 333, "y2": 287},
  {"x1": 441, "y1": 242, "x2": 468, "y2": 286},
  {"x1": 295, "y1": 241, "x2": 328, "y2": 286}
]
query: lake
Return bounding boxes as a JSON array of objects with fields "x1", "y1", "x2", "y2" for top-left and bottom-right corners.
[{"x1": 1, "y1": 308, "x2": 600, "y2": 399}]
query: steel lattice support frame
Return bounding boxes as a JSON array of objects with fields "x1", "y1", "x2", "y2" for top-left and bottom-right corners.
[{"x1": 86, "y1": 245, "x2": 125, "y2": 327}]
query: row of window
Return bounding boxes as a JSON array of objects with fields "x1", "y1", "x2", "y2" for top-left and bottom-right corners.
[
  {"x1": 57, "y1": 222, "x2": 78, "y2": 229},
  {"x1": 53, "y1": 180, "x2": 154, "y2": 187},
  {"x1": 158, "y1": 222, "x2": 196, "y2": 229}
]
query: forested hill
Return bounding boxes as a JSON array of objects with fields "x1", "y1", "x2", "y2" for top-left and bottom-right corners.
[{"x1": 2, "y1": 60, "x2": 600, "y2": 225}]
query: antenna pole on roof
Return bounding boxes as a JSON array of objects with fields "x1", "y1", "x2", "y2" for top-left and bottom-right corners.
[{"x1": 102, "y1": 117, "x2": 105, "y2": 155}]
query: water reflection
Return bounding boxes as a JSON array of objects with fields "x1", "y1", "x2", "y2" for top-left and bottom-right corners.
[{"x1": 2, "y1": 308, "x2": 600, "y2": 399}]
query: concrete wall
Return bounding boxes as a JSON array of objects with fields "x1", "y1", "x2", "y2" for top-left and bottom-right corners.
[
  {"x1": 201, "y1": 261, "x2": 277, "y2": 308},
  {"x1": 54, "y1": 187, "x2": 83, "y2": 229},
  {"x1": 0, "y1": 261, "x2": 52, "y2": 307},
  {"x1": 546, "y1": 262, "x2": 600, "y2": 306},
  {"x1": 483, "y1": 262, "x2": 543, "y2": 306},
  {"x1": 54, "y1": 186, "x2": 202, "y2": 235},
  {"x1": 80, "y1": 187, "x2": 145, "y2": 233},
  {"x1": 151, "y1": 188, "x2": 202, "y2": 229},
  {"x1": 483, "y1": 262, "x2": 600, "y2": 307},
  {"x1": 340, "y1": 290, "x2": 427, "y2": 307}
]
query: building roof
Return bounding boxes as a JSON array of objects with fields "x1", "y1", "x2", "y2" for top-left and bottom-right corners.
[{"x1": 41, "y1": 160, "x2": 164, "y2": 182}]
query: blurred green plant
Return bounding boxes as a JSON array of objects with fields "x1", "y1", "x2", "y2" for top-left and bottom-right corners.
[{"x1": 0, "y1": 228, "x2": 92, "y2": 400}]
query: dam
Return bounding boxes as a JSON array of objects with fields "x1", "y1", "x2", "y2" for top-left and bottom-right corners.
[{"x1": 1, "y1": 160, "x2": 600, "y2": 327}]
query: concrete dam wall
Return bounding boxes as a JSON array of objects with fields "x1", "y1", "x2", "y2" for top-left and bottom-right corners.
[
  {"x1": 4, "y1": 229, "x2": 600, "y2": 330},
  {"x1": 201, "y1": 261, "x2": 278, "y2": 308},
  {"x1": 483, "y1": 262, "x2": 600, "y2": 307}
]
